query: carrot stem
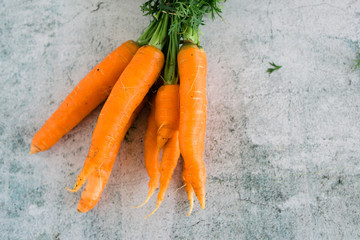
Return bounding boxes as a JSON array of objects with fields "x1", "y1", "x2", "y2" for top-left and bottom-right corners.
[
  {"x1": 183, "y1": 25, "x2": 200, "y2": 46},
  {"x1": 163, "y1": 15, "x2": 179, "y2": 85},
  {"x1": 137, "y1": 11, "x2": 161, "y2": 46},
  {"x1": 148, "y1": 13, "x2": 169, "y2": 50}
]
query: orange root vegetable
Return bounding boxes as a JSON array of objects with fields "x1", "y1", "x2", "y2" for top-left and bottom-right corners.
[
  {"x1": 67, "y1": 45, "x2": 164, "y2": 193},
  {"x1": 77, "y1": 99, "x2": 146, "y2": 213},
  {"x1": 133, "y1": 96, "x2": 160, "y2": 208},
  {"x1": 178, "y1": 43, "x2": 207, "y2": 211},
  {"x1": 155, "y1": 84, "x2": 180, "y2": 150},
  {"x1": 146, "y1": 131, "x2": 180, "y2": 217},
  {"x1": 135, "y1": 84, "x2": 180, "y2": 209},
  {"x1": 184, "y1": 182, "x2": 195, "y2": 216},
  {"x1": 30, "y1": 40, "x2": 139, "y2": 154},
  {"x1": 76, "y1": 145, "x2": 116, "y2": 212}
]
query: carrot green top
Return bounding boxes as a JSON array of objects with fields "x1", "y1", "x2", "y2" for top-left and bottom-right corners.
[
  {"x1": 163, "y1": 15, "x2": 179, "y2": 85},
  {"x1": 137, "y1": 0, "x2": 225, "y2": 84},
  {"x1": 137, "y1": 11, "x2": 169, "y2": 50},
  {"x1": 137, "y1": 12, "x2": 160, "y2": 46},
  {"x1": 140, "y1": 0, "x2": 225, "y2": 45}
]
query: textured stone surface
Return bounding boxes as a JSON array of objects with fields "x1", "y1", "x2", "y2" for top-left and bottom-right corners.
[{"x1": 1, "y1": 0, "x2": 360, "y2": 239}]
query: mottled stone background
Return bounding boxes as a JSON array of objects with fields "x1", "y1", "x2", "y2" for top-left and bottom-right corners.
[{"x1": 1, "y1": 0, "x2": 360, "y2": 239}]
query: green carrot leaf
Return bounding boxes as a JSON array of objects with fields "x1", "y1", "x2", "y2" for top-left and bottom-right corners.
[
  {"x1": 267, "y1": 62, "x2": 282, "y2": 75},
  {"x1": 355, "y1": 53, "x2": 360, "y2": 70}
]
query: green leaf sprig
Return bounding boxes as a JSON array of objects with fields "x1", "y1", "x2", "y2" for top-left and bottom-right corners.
[
  {"x1": 140, "y1": 0, "x2": 225, "y2": 45},
  {"x1": 355, "y1": 53, "x2": 360, "y2": 70},
  {"x1": 267, "y1": 62, "x2": 282, "y2": 75}
]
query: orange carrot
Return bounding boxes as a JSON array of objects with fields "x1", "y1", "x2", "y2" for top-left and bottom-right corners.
[
  {"x1": 184, "y1": 179, "x2": 195, "y2": 216},
  {"x1": 178, "y1": 43, "x2": 207, "y2": 212},
  {"x1": 67, "y1": 45, "x2": 164, "y2": 193},
  {"x1": 155, "y1": 84, "x2": 180, "y2": 150},
  {"x1": 77, "y1": 99, "x2": 146, "y2": 213},
  {"x1": 146, "y1": 131, "x2": 180, "y2": 217},
  {"x1": 135, "y1": 84, "x2": 180, "y2": 208},
  {"x1": 135, "y1": 21, "x2": 180, "y2": 211},
  {"x1": 30, "y1": 40, "x2": 139, "y2": 154},
  {"x1": 133, "y1": 96, "x2": 160, "y2": 208}
]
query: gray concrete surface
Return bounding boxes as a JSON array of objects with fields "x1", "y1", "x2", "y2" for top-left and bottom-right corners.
[{"x1": 1, "y1": 0, "x2": 360, "y2": 239}]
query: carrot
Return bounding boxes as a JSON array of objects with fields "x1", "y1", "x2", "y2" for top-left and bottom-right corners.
[
  {"x1": 155, "y1": 85, "x2": 180, "y2": 150},
  {"x1": 146, "y1": 131, "x2": 180, "y2": 217},
  {"x1": 77, "y1": 99, "x2": 146, "y2": 213},
  {"x1": 154, "y1": 16, "x2": 180, "y2": 150},
  {"x1": 135, "y1": 84, "x2": 180, "y2": 209},
  {"x1": 184, "y1": 179, "x2": 195, "y2": 216},
  {"x1": 134, "y1": 18, "x2": 180, "y2": 210},
  {"x1": 178, "y1": 43, "x2": 207, "y2": 211},
  {"x1": 67, "y1": 45, "x2": 165, "y2": 193},
  {"x1": 135, "y1": 86, "x2": 180, "y2": 210},
  {"x1": 67, "y1": 12, "x2": 169, "y2": 193},
  {"x1": 133, "y1": 96, "x2": 160, "y2": 208},
  {"x1": 30, "y1": 40, "x2": 139, "y2": 154}
]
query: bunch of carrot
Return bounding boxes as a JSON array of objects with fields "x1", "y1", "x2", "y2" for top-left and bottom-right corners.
[{"x1": 31, "y1": 0, "x2": 224, "y2": 216}]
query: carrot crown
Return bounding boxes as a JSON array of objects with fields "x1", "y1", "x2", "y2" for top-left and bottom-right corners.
[{"x1": 183, "y1": 25, "x2": 200, "y2": 46}]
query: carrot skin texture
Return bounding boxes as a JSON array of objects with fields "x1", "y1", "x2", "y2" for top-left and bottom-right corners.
[
  {"x1": 178, "y1": 43, "x2": 207, "y2": 209},
  {"x1": 157, "y1": 131, "x2": 180, "y2": 205},
  {"x1": 30, "y1": 40, "x2": 139, "y2": 153},
  {"x1": 138, "y1": 85, "x2": 180, "y2": 208},
  {"x1": 184, "y1": 180, "x2": 194, "y2": 216},
  {"x1": 145, "y1": 131, "x2": 180, "y2": 217},
  {"x1": 134, "y1": 96, "x2": 160, "y2": 208},
  {"x1": 76, "y1": 147, "x2": 115, "y2": 212},
  {"x1": 71, "y1": 45, "x2": 164, "y2": 192},
  {"x1": 155, "y1": 85, "x2": 180, "y2": 150},
  {"x1": 144, "y1": 97, "x2": 160, "y2": 201},
  {"x1": 77, "y1": 100, "x2": 145, "y2": 213}
]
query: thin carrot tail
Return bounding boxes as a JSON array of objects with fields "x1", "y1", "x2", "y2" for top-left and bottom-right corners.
[
  {"x1": 193, "y1": 183, "x2": 206, "y2": 210},
  {"x1": 148, "y1": 132, "x2": 180, "y2": 216},
  {"x1": 190, "y1": 164, "x2": 206, "y2": 210},
  {"x1": 65, "y1": 165, "x2": 96, "y2": 193},
  {"x1": 185, "y1": 177, "x2": 205, "y2": 210},
  {"x1": 145, "y1": 200, "x2": 162, "y2": 219},
  {"x1": 144, "y1": 183, "x2": 166, "y2": 218},
  {"x1": 184, "y1": 182, "x2": 194, "y2": 216},
  {"x1": 144, "y1": 184, "x2": 169, "y2": 218},
  {"x1": 132, "y1": 178, "x2": 159, "y2": 208},
  {"x1": 182, "y1": 166, "x2": 206, "y2": 210},
  {"x1": 65, "y1": 176, "x2": 87, "y2": 193}
]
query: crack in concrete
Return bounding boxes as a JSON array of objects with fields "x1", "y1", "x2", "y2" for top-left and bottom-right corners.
[
  {"x1": 91, "y1": 2, "x2": 104, "y2": 13},
  {"x1": 266, "y1": 0, "x2": 274, "y2": 39}
]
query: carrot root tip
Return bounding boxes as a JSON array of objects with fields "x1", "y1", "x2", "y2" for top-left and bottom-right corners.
[
  {"x1": 186, "y1": 202, "x2": 194, "y2": 217},
  {"x1": 132, "y1": 195, "x2": 152, "y2": 209},
  {"x1": 30, "y1": 144, "x2": 41, "y2": 154},
  {"x1": 77, "y1": 201, "x2": 91, "y2": 213},
  {"x1": 145, "y1": 203, "x2": 160, "y2": 219},
  {"x1": 65, "y1": 186, "x2": 78, "y2": 193},
  {"x1": 200, "y1": 201, "x2": 205, "y2": 210},
  {"x1": 132, "y1": 185, "x2": 157, "y2": 208}
]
